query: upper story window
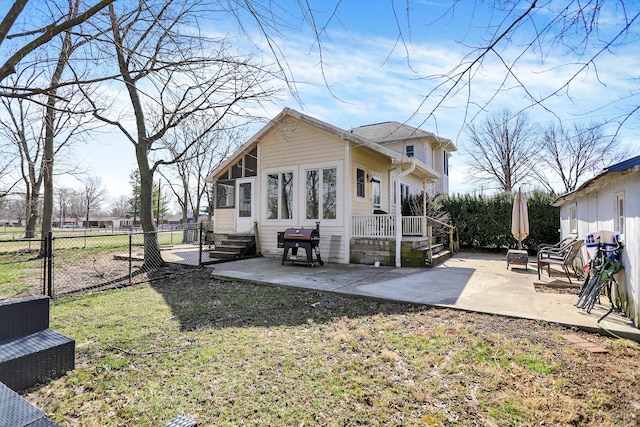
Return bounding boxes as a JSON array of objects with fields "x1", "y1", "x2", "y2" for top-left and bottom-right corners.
[
  {"x1": 405, "y1": 145, "x2": 414, "y2": 157},
  {"x1": 356, "y1": 168, "x2": 365, "y2": 198},
  {"x1": 444, "y1": 152, "x2": 449, "y2": 176}
]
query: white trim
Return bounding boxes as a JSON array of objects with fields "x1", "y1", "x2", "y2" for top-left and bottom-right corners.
[
  {"x1": 344, "y1": 141, "x2": 352, "y2": 263},
  {"x1": 299, "y1": 161, "x2": 343, "y2": 227}
]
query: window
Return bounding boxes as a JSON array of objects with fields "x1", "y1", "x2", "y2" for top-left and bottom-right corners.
[
  {"x1": 216, "y1": 181, "x2": 235, "y2": 208},
  {"x1": 371, "y1": 178, "x2": 381, "y2": 211},
  {"x1": 614, "y1": 192, "x2": 625, "y2": 234},
  {"x1": 356, "y1": 168, "x2": 365, "y2": 198},
  {"x1": 400, "y1": 183, "x2": 409, "y2": 203},
  {"x1": 245, "y1": 148, "x2": 257, "y2": 177},
  {"x1": 267, "y1": 172, "x2": 293, "y2": 219},
  {"x1": 569, "y1": 204, "x2": 577, "y2": 234},
  {"x1": 238, "y1": 182, "x2": 251, "y2": 217},
  {"x1": 306, "y1": 168, "x2": 337, "y2": 220},
  {"x1": 444, "y1": 152, "x2": 449, "y2": 176},
  {"x1": 231, "y1": 161, "x2": 243, "y2": 178},
  {"x1": 405, "y1": 145, "x2": 414, "y2": 157}
]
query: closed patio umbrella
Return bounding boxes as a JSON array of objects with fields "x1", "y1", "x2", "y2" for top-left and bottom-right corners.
[{"x1": 511, "y1": 188, "x2": 529, "y2": 249}]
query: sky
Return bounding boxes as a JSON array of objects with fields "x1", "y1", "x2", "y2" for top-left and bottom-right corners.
[{"x1": 2, "y1": 1, "x2": 639, "y2": 207}]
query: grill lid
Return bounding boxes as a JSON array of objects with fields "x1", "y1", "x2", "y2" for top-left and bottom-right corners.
[{"x1": 283, "y1": 228, "x2": 318, "y2": 240}]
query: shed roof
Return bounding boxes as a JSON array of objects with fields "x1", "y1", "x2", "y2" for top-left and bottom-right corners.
[{"x1": 552, "y1": 154, "x2": 640, "y2": 206}]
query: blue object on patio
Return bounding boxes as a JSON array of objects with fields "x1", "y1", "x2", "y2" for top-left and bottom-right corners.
[
  {"x1": 0, "y1": 296, "x2": 75, "y2": 392},
  {"x1": 0, "y1": 381, "x2": 60, "y2": 426}
]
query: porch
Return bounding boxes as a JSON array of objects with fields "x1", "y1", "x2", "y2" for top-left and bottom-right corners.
[{"x1": 350, "y1": 215, "x2": 456, "y2": 267}]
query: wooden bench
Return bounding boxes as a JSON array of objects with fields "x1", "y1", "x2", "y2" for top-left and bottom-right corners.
[{"x1": 0, "y1": 296, "x2": 75, "y2": 392}]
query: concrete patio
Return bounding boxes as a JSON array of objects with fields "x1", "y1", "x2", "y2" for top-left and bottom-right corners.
[{"x1": 165, "y1": 247, "x2": 640, "y2": 341}]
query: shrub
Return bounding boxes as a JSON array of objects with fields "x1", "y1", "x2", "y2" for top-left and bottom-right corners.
[{"x1": 437, "y1": 191, "x2": 559, "y2": 252}]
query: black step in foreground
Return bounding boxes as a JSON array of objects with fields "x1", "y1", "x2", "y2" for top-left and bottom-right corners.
[
  {"x1": 0, "y1": 381, "x2": 60, "y2": 426},
  {"x1": 0, "y1": 296, "x2": 75, "y2": 392}
]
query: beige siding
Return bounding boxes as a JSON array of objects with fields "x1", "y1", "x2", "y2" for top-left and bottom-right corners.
[
  {"x1": 215, "y1": 209, "x2": 235, "y2": 233},
  {"x1": 259, "y1": 223, "x2": 345, "y2": 264},
  {"x1": 351, "y1": 145, "x2": 393, "y2": 215},
  {"x1": 257, "y1": 118, "x2": 349, "y2": 263},
  {"x1": 260, "y1": 119, "x2": 345, "y2": 170}
]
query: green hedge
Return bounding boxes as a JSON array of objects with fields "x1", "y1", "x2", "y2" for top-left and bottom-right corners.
[{"x1": 437, "y1": 191, "x2": 560, "y2": 253}]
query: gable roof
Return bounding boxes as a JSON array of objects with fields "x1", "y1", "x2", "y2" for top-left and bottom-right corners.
[
  {"x1": 206, "y1": 108, "x2": 447, "y2": 183},
  {"x1": 552, "y1": 154, "x2": 640, "y2": 206},
  {"x1": 350, "y1": 121, "x2": 456, "y2": 151}
]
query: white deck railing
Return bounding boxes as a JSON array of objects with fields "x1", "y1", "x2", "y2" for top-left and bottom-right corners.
[{"x1": 351, "y1": 215, "x2": 426, "y2": 238}]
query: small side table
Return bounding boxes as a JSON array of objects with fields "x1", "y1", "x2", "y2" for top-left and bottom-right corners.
[{"x1": 506, "y1": 249, "x2": 528, "y2": 270}]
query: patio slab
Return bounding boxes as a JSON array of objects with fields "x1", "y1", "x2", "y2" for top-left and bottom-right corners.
[{"x1": 202, "y1": 251, "x2": 640, "y2": 341}]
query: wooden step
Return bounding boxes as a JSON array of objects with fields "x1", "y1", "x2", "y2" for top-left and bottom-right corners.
[{"x1": 425, "y1": 250, "x2": 452, "y2": 267}]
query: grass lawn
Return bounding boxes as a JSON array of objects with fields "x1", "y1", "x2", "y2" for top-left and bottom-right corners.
[{"x1": 26, "y1": 267, "x2": 640, "y2": 426}]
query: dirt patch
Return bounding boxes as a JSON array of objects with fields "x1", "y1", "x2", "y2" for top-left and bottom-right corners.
[{"x1": 534, "y1": 282, "x2": 581, "y2": 295}]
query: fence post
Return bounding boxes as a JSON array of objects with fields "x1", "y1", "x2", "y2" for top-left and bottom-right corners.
[
  {"x1": 198, "y1": 223, "x2": 203, "y2": 266},
  {"x1": 129, "y1": 233, "x2": 133, "y2": 285},
  {"x1": 46, "y1": 231, "x2": 53, "y2": 297}
]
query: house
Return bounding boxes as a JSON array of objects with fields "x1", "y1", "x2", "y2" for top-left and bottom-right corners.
[
  {"x1": 552, "y1": 155, "x2": 640, "y2": 327},
  {"x1": 205, "y1": 107, "x2": 456, "y2": 267}
]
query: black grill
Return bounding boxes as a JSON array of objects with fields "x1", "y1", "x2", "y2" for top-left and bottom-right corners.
[{"x1": 279, "y1": 223, "x2": 324, "y2": 267}]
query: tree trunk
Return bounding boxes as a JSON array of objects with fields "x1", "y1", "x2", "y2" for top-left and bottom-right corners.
[
  {"x1": 24, "y1": 188, "x2": 39, "y2": 239},
  {"x1": 136, "y1": 143, "x2": 163, "y2": 268}
]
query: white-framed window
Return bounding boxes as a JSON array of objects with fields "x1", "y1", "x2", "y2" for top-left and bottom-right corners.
[
  {"x1": 614, "y1": 192, "x2": 625, "y2": 234},
  {"x1": 216, "y1": 181, "x2": 235, "y2": 208},
  {"x1": 356, "y1": 168, "x2": 365, "y2": 198},
  {"x1": 569, "y1": 204, "x2": 577, "y2": 234},
  {"x1": 266, "y1": 171, "x2": 294, "y2": 220},
  {"x1": 444, "y1": 152, "x2": 449, "y2": 176},
  {"x1": 401, "y1": 183, "x2": 409, "y2": 203},
  {"x1": 305, "y1": 167, "x2": 337, "y2": 220},
  {"x1": 371, "y1": 178, "x2": 381, "y2": 211},
  {"x1": 405, "y1": 145, "x2": 414, "y2": 157}
]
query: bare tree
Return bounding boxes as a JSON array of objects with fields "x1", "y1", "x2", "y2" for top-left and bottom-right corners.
[
  {"x1": 83, "y1": 1, "x2": 277, "y2": 268},
  {"x1": 81, "y1": 176, "x2": 108, "y2": 225},
  {"x1": 0, "y1": 51, "x2": 90, "y2": 240},
  {"x1": 532, "y1": 122, "x2": 628, "y2": 193},
  {"x1": 466, "y1": 110, "x2": 537, "y2": 193},
  {"x1": 0, "y1": 0, "x2": 99, "y2": 246},
  {"x1": 0, "y1": 0, "x2": 115, "y2": 90},
  {"x1": 0, "y1": 136, "x2": 18, "y2": 199},
  {"x1": 397, "y1": 2, "x2": 640, "y2": 138},
  {"x1": 110, "y1": 195, "x2": 130, "y2": 218},
  {"x1": 159, "y1": 114, "x2": 242, "y2": 234}
]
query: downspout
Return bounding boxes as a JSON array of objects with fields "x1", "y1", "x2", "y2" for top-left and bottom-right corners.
[
  {"x1": 344, "y1": 139, "x2": 352, "y2": 264},
  {"x1": 395, "y1": 160, "x2": 416, "y2": 267}
]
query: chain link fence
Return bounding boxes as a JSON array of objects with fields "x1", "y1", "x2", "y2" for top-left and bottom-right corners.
[
  {"x1": 0, "y1": 237, "x2": 46, "y2": 301},
  {"x1": 0, "y1": 225, "x2": 205, "y2": 301}
]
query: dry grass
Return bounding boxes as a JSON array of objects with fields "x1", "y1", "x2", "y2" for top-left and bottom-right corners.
[{"x1": 22, "y1": 265, "x2": 640, "y2": 426}]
